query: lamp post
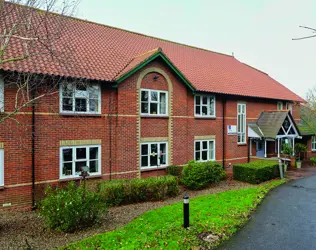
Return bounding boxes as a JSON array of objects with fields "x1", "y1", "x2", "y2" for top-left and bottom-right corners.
[
  {"x1": 183, "y1": 193, "x2": 189, "y2": 228},
  {"x1": 79, "y1": 166, "x2": 89, "y2": 199}
]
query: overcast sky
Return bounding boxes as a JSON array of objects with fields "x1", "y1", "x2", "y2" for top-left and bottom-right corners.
[{"x1": 77, "y1": 0, "x2": 316, "y2": 99}]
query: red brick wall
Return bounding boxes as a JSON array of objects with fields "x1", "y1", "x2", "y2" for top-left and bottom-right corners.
[{"x1": 0, "y1": 58, "x2": 302, "y2": 210}]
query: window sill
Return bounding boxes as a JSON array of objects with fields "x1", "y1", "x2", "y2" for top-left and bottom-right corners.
[
  {"x1": 140, "y1": 166, "x2": 167, "y2": 172},
  {"x1": 238, "y1": 143, "x2": 247, "y2": 146},
  {"x1": 140, "y1": 115, "x2": 169, "y2": 119},
  {"x1": 0, "y1": 186, "x2": 4, "y2": 190},
  {"x1": 59, "y1": 174, "x2": 102, "y2": 182},
  {"x1": 59, "y1": 112, "x2": 102, "y2": 117},
  {"x1": 194, "y1": 116, "x2": 216, "y2": 120}
]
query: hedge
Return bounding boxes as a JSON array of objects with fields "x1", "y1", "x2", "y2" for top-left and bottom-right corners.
[
  {"x1": 166, "y1": 165, "x2": 183, "y2": 178},
  {"x1": 98, "y1": 176, "x2": 179, "y2": 206},
  {"x1": 233, "y1": 160, "x2": 280, "y2": 184},
  {"x1": 181, "y1": 160, "x2": 226, "y2": 190}
]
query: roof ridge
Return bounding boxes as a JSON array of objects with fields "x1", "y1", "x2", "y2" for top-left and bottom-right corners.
[
  {"x1": 241, "y1": 62, "x2": 268, "y2": 75},
  {"x1": 5, "y1": 2, "x2": 233, "y2": 58}
]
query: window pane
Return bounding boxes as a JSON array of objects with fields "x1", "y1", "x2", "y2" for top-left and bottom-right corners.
[
  {"x1": 195, "y1": 141, "x2": 200, "y2": 151},
  {"x1": 141, "y1": 91, "x2": 148, "y2": 101},
  {"x1": 141, "y1": 102, "x2": 149, "y2": 113},
  {"x1": 150, "y1": 155, "x2": 158, "y2": 166},
  {"x1": 160, "y1": 154, "x2": 166, "y2": 165},
  {"x1": 75, "y1": 161, "x2": 87, "y2": 174},
  {"x1": 159, "y1": 93, "x2": 166, "y2": 114},
  {"x1": 75, "y1": 85, "x2": 88, "y2": 98},
  {"x1": 89, "y1": 147, "x2": 98, "y2": 160},
  {"x1": 209, "y1": 97, "x2": 215, "y2": 116},
  {"x1": 62, "y1": 83, "x2": 73, "y2": 97},
  {"x1": 89, "y1": 85, "x2": 99, "y2": 99},
  {"x1": 76, "y1": 148, "x2": 86, "y2": 160},
  {"x1": 196, "y1": 96, "x2": 200, "y2": 105},
  {"x1": 202, "y1": 151, "x2": 208, "y2": 161},
  {"x1": 63, "y1": 148, "x2": 72, "y2": 162},
  {"x1": 195, "y1": 105, "x2": 200, "y2": 115},
  {"x1": 202, "y1": 106, "x2": 207, "y2": 115},
  {"x1": 141, "y1": 144, "x2": 148, "y2": 155},
  {"x1": 141, "y1": 156, "x2": 148, "y2": 167},
  {"x1": 89, "y1": 160, "x2": 98, "y2": 173},
  {"x1": 89, "y1": 99, "x2": 98, "y2": 112},
  {"x1": 160, "y1": 143, "x2": 166, "y2": 154},
  {"x1": 63, "y1": 163, "x2": 72, "y2": 176},
  {"x1": 151, "y1": 91, "x2": 158, "y2": 101},
  {"x1": 150, "y1": 103, "x2": 158, "y2": 114},
  {"x1": 202, "y1": 96, "x2": 207, "y2": 104},
  {"x1": 151, "y1": 144, "x2": 157, "y2": 154},
  {"x1": 202, "y1": 141, "x2": 208, "y2": 150},
  {"x1": 62, "y1": 98, "x2": 73, "y2": 111},
  {"x1": 75, "y1": 98, "x2": 87, "y2": 112},
  {"x1": 195, "y1": 152, "x2": 200, "y2": 161}
]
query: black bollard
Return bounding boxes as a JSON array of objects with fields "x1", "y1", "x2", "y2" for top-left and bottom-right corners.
[{"x1": 183, "y1": 193, "x2": 189, "y2": 228}]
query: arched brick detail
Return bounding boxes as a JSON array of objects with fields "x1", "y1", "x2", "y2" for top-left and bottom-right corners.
[{"x1": 136, "y1": 67, "x2": 173, "y2": 177}]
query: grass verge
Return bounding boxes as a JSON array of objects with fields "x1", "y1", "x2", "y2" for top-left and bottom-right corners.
[{"x1": 60, "y1": 179, "x2": 286, "y2": 250}]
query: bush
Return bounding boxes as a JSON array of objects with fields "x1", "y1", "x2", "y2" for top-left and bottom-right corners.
[
  {"x1": 233, "y1": 160, "x2": 280, "y2": 184},
  {"x1": 166, "y1": 165, "x2": 183, "y2": 178},
  {"x1": 40, "y1": 181, "x2": 107, "y2": 232},
  {"x1": 311, "y1": 157, "x2": 316, "y2": 166},
  {"x1": 181, "y1": 160, "x2": 226, "y2": 190},
  {"x1": 98, "y1": 176, "x2": 180, "y2": 206}
]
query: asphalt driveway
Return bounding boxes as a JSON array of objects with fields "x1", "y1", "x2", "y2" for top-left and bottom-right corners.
[{"x1": 219, "y1": 175, "x2": 316, "y2": 250}]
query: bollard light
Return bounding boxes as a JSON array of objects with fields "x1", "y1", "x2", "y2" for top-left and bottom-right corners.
[{"x1": 183, "y1": 193, "x2": 189, "y2": 228}]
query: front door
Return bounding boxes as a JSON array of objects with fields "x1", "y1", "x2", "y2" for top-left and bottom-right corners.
[{"x1": 256, "y1": 140, "x2": 264, "y2": 158}]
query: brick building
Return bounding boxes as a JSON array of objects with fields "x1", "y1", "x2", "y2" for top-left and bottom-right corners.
[{"x1": 0, "y1": 3, "x2": 307, "y2": 210}]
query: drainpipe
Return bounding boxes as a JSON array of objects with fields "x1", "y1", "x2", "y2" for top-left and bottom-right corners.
[
  {"x1": 31, "y1": 90, "x2": 36, "y2": 210},
  {"x1": 222, "y1": 98, "x2": 226, "y2": 169}
]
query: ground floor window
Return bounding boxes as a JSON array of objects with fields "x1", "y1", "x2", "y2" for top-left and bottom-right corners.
[
  {"x1": 312, "y1": 136, "x2": 316, "y2": 151},
  {"x1": 140, "y1": 142, "x2": 167, "y2": 169},
  {"x1": 0, "y1": 149, "x2": 3, "y2": 186},
  {"x1": 194, "y1": 139, "x2": 215, "y2": 161},
  {"x1": 60, "y1": 145, "x2": 101, "y2": 179}
]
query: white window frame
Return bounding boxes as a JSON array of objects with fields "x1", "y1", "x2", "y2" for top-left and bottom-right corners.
[
  {"x1": 286, "y1": 102, "x2": 293, "y2": 114},
  {"x1": 194, "y1": 139, "x2": 216, "y2": 162},
  {"x1": 194, "y1": 94, "x2": 216, "y2": 118},
  {"x1": 312, "y1": 136, "x2": 316, "y2": 151},
  {"x1": 140, "y1": 88, "x2": 168, "y2": 116},
  {"x1": 277, "y1": 102, "x2": 283, "y2": 110},
  {"x1": 0, "y1": 149, "x2": 3, "y2": 186},
  {"x1": 59, "y1": 145, "x2": 101, "y2": 179},
  {"x1": 0, "y1": 75, "x2": 4, "y2": 112},
  {"x1": 59, "y1": 82, "x2": 101, "y2": 114},
  {"x1": 237, "y1": 103, "x2": 247, "y2": 144},
  {"x1": 140, "y1": 142, "x2": 168, "y2": 169}
]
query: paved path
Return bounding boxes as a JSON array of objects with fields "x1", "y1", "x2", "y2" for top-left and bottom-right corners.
[{"x1": 219, "y1": 175, "x2": 316, "y2": 250}]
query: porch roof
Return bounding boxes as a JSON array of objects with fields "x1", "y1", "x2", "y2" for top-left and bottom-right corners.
[{"x1": 297, "y1": 121, "x2": 315, "y2": 136}]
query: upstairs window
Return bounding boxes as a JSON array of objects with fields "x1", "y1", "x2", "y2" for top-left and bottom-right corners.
[
  {"x1": 140, "y1": 89, "x2": 168, "y2": 116},
  {"x1": 277, "y1": 102, "x2": 283, "y2": 110},
  {"x1": 60, "y1": 145, "x2": 101, "y2": 179},
  {"x1": 312, "y1": 136, "x2": 316, "y2": 151},
  {"x1": 60, "y1": 82, "x2": 101, "y2": 114},
  {"x1": 286, "y1": 102, "x2": 293, "y2": 114},
  {"x1": 237, "y1": 103, "x2": 246, "y2": 144},
  {"x1": 195, "y1": 95, "x2": 216, "y2": 117},
  {"x1": 0, "y1": 75, "x2": 4, "y2": 112}
]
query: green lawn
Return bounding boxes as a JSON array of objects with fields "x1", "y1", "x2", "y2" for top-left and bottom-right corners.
[{"x1": 61, "y1": 180, "x2": 285, "y2": 250}]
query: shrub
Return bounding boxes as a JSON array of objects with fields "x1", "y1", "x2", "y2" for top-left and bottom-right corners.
[
  {"x1": 40, "y1": 181, "x2": 107, "y2": 232},
  {"x1": 98, "y1": 176, "x2": 180, "y2": 206},
  {"x1": 295, "y1": 143, "x2": 307, "y2": 161},
  {"x1": 166, "y1": 165, "x2": 183, "y2": 178},
  {"x1": 181, "y1": 160, "x2": 226, "y2": 190},
  {"x1": 311, "y1": 157, "x2": 316, "y2": 166},
  {"x1": 233, "y1": 160, "x2": 280, "y2": 184}
]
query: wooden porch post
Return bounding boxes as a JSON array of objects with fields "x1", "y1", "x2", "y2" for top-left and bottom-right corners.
[
  {"x1": 292, "y1": 137, "x2": 295, "y2": 156},
  {"x1": 277, "y1": 138, "x2": 280, "y2": 158},
  {"x1": 250, "y1": 139, "x2": 252, "y2": 156},
  {"x1": 264, "y1": 139, "x2": 267, "y2": 158}
]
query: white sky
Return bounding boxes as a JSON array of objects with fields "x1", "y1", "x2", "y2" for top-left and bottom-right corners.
[{"x1": 77, "y1": 0, "x2": 316, "y2": 99}]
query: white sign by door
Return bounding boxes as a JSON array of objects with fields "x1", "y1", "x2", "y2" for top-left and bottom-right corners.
[{"x1": 227, "y1": 125, "x2": 237, "y2": 135}]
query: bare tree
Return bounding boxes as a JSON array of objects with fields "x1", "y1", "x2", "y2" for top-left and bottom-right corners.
[
  {"x1": 301, "y1": 87, "x2": 316, "y2": 133},
  {"x1": 293, "y1": 26, "x2": 316, "y2": 41},
  {"x1": 0, "y1": 0, "x2": 80, "y2": 124}
]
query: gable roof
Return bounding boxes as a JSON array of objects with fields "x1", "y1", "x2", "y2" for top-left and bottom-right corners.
[
  {"x1": 0, "y1": 2, "x2": 304, "y2": 102},
  {"x1": 248, "y1": 111, "x2": 300, "y2": 139}
]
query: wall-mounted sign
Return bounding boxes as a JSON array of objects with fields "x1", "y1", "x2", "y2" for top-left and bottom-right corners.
[{"x1": 227, "y1": 125, "x2": 237, "y2": 135}]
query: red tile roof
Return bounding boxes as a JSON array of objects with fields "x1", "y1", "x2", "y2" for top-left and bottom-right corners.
[{"x1": 0, "y1": 3, "x2": 304, "y2": 102}]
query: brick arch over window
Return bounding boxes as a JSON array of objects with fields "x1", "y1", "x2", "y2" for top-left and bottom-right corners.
[
  {"x1": 140, "y1": 72, "x2": 168, "y2": 91},
  {"x1": 136, "y1": 67, "x2": 173, "y2": 177}
]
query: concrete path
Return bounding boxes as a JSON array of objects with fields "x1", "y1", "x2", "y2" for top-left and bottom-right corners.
[{"x1": 219, "y1": 175, "x2": 316, "y2": 250}]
